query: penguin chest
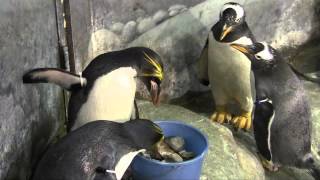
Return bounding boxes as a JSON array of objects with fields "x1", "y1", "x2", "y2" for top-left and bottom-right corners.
[
  {"x1": 207, "y1": 33, "x2": 252, "y2": 84},
  {"x1": 207, "y1": 33, "x2": 253, "y2": 108},
  {"x1": 74, "y1": 67, "x2": 137, "y2": 130}
]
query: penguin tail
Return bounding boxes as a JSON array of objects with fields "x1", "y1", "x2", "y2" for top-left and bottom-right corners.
[
  {"x1": 22, "y1": 68, "x2": 86, "y2": 91},
  {"x1": 289, "y1": 64, "x2": 320, "y2": 84},
  {"x1": 310, "y1": 167, "x2": 320, "y2": 180},
  {"x1": 302, "y1": 154, "x2": 320, "y2": 180},
  {"x1": 310, "y1": 159, "x2": 320, "y2": 180}
]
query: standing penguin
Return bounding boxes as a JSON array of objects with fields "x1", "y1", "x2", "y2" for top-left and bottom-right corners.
[
  {"x1": 32, "y1": 119, "x2": 164, "y2": 180},
  {"x1": 23, "y1": 47, "x2": 164, "y2": 131},
  {"x1": 231, "y1": 42, "x2": 320, "y2": 178},
  {"x1": 198, "y1": 2, "x2": 256, "y2": 130}
]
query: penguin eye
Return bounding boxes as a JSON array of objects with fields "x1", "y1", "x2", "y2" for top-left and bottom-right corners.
[{"x1": 255, "y1": 55, "x2": 262, "y2": 60}]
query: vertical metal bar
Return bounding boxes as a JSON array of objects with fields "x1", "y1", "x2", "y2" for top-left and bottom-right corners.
[
  {"x1": 54, "y1": 0, "x2": 71, "y2": 127},
  {"x1": 63, "y1": 0, "x2": 76, "y2": 73}
]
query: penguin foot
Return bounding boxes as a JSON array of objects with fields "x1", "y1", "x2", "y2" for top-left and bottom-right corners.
[
  {"x1": 260, "y1": 158, "x2": 279, "y2": 172},
  {"x1": 210, "y1": 107, "x2": 232, "y2": 124},
  {"x1": 231, "y1": 111, "x2": 252, "y2": 131}
]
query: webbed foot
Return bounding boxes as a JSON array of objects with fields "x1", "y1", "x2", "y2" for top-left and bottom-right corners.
[
  {"x1": 210, "y1": 106, "x2": 232, "y2": 124},
  {"x1": 231, "y1": 111, "x2": 252, "y2": 131},
  {"x1": 259, "y1": 155, "x2": 279, "y2": 172}
]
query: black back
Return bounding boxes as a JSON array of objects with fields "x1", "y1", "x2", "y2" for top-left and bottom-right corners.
[{"x1": 32, "y1": 119, "x2": 163, "y2": 180}]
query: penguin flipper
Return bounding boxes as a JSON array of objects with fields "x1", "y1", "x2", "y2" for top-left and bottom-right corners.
[
  {"x1": 130, "y1": 99, "x2": 139, "y2": 120},
  {"x1": 253, "y1": 99, "x2": 275, "y2": 164},
  {"x1": 23, "y1": 68, "x2": 86, "y2": 91},
  {"x1": 197, "y1": 38, "x2": 209, "y2": 86}
]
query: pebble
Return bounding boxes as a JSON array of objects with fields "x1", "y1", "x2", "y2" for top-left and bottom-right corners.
[
  {"x1": 156, "y1": 139, "x2": 183, "y2": 162},
  {"x1": 165, "y1": 136, "x2": 185, "y2": 152},
  {"x1": 179, "y1": 150, "x2": 195, "y2": 160},
  {"x1": 137, "y1": 17, "x2": 156, "y2": 34},
  {"x1": 169, "y1": 10, "x2": 180, "y2": 17},
  {"x1": 141, "y1": 136, "x2": 196, "y2": 163},
  {"x1": 121, "y1": 21, "x2": 137, "y2": 43},
  {"x1": 168, "y1": 4, "x2": 187, "y2": 12},
  {"x1": 110, "y1": 22, "x2": 124, "y2": 34},
  {"x1": 153, "y1": 10, "x2": 169, "y2": 24}
]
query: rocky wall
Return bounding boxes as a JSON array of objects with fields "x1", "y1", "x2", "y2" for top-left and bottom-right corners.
[{"x1": 0, "y1": 1, "x2": 63, "y2": 179}]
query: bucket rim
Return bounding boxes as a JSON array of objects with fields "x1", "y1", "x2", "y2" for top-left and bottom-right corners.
[{"x1": 136, "y1": 120, "x2": 209, "y2": 166}]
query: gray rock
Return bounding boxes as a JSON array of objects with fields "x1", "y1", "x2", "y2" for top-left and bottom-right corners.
[
  {"x1": 0, "y1": 1, "x2": 63, "y2": 179},
  {"x1": 110, "y1": 22, "x2": 124, "y2": 34},
  {"x1": 137, "y1": 17, "x2": 156, "y2": 34},
  {"x1": 165, "y1": 136, "x2": 185, "y2": 152},
  {"x1": 244, "y1": 0, "x2": 315, "y2": 49},
  {"x1": 121, "y1": 21, "x2": 137, "y2": 43},
  {"x1": 168, "y1": 4, "x2": 187, "y2": 12},
  {"x1": 168, "y1": 10, "x2": 180, "y2": 17},
  {"x1": 87, "y1": 29, "x2": 122, "y2": 67},
  {"x1": 153, "y1": 10, "x2": 169, "y2": 24},
  {"x1": 135, "y1": 8, "x2": 147, "y2": 18},
  {"x1": 179, "y1": 150, "x2": 196, "y2": 160},
  {"x1": 136, "y1": 17, "x2": 143, "y2": 23},
  {"x1": 156, "y1": 139, "x2": 183, "y2": 162}
]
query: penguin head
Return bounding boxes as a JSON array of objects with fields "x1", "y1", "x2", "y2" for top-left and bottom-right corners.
[
  {"x1": 219, "y1": 2, "x2": 246, "y2": 41},
  {"x1": 230, "y1": 42, "x2": 277, "y2": 69},
  {"x1": 123, "y1": 119, "x2": 164, "y2": 150},
  {"x1": 135, "y1": 48, "x2": 164, "y2": 105}
]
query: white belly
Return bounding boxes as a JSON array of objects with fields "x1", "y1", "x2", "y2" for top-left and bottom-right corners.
[
  {"x1": 72, "y1": 67, "x2": 137, "y2": 130},
  {"x1": 208, "y1": 33, "x2": 253, "y2": 110}
]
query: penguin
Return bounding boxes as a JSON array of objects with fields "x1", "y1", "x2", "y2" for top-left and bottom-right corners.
[
  {"x1": 32, "y1": 119, "x2": 164, "y2": 180},
  {"x1": 23, "y1": 47, "x2": 164, "y2": 131},
  {"x1": 230, "y1": 42, "x2": 320, "y2": 178},
  {"x1": 198, "y1": 2, "x2": 256, "y2": 131}
]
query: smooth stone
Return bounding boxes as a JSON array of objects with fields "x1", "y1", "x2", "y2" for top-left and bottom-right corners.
[
  {"x1": 179, "y1": 150, "x2": 196, "y2": 160},
  {"x1": 165, "y1": 136, "x2": 185, "y2": 152},
  {"x1": 121, "y1": 21, "x2": 137, "y2": 43},
  {"x1": 137, "y1": 17, "x2": 156, "y2": 34},
  {"x1": 153, "y1": 10, "x2": 169, "y2": 24},
  {"x1": 169, "y1": 10, "x2": 180, "y2": 17},
  {"x1": 156, "y1": 139, "x2": 183, "y2": 162},
  {"x1": 168, "y1": 4, "x2": 187, "y2": 12},
  {"x1": 110, "y1": 22, "x2": 124, "y2": 34}
]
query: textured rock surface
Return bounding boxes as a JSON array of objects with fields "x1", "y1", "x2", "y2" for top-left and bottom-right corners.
[
  {"x1": 0, "y1": 1, "x2": 63, "y2": 179},
  {"x1": 166, "y1": 79, "x2": 320, "y2": 180},
  {"x1": 137, "y1": 17, "x2": 156, "y2": 34},
  {"x1": 69, "y1": 0, "x2": 320, "y2": 98},
  {"x1": 121, "y1": 21, "x2": 138, "y2": 43},
  {"x1": 86, "y1": 29, "x2": 123, "y2": 68},
  {"x1": 128, "y1": 0, "x2": 318, "y2": 99}
]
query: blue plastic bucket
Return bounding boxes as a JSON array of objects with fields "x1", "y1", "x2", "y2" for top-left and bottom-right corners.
[{"x1": 131, "y1": 120, "x2": 209, "y2": 180}]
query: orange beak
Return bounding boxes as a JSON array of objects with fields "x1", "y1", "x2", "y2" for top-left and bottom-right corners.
[
  {"x1": 230, "y1": 44, "x2": 249, "y2": 54},
  {"x1": 220, "y1": 25, "x2": 233, "y2": 41}
]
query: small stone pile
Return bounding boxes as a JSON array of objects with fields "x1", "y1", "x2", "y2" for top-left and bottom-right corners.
[{"x1": 143, "y1": 136, "x2": 195, "y2": 163}]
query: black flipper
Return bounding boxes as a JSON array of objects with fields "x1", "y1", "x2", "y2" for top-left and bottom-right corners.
[
  {"x1": 134, "y1": 99, "x2": 139, "y2": 119},
  {"x1": 130, "y1": 99, "x2": 140, "y2": 120},
  {"x1": 253, "y1": 99, "x2": 275, "y2": 161},
  {"x1": 198, "y1": 38, "x2": 210, "y2": 86},
  {"x1": 289, "y1": 64, "x2": 320, "y2": 84},
  {"x1": 23, "y1": 68, "x2": 86, "y2": 91}
]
